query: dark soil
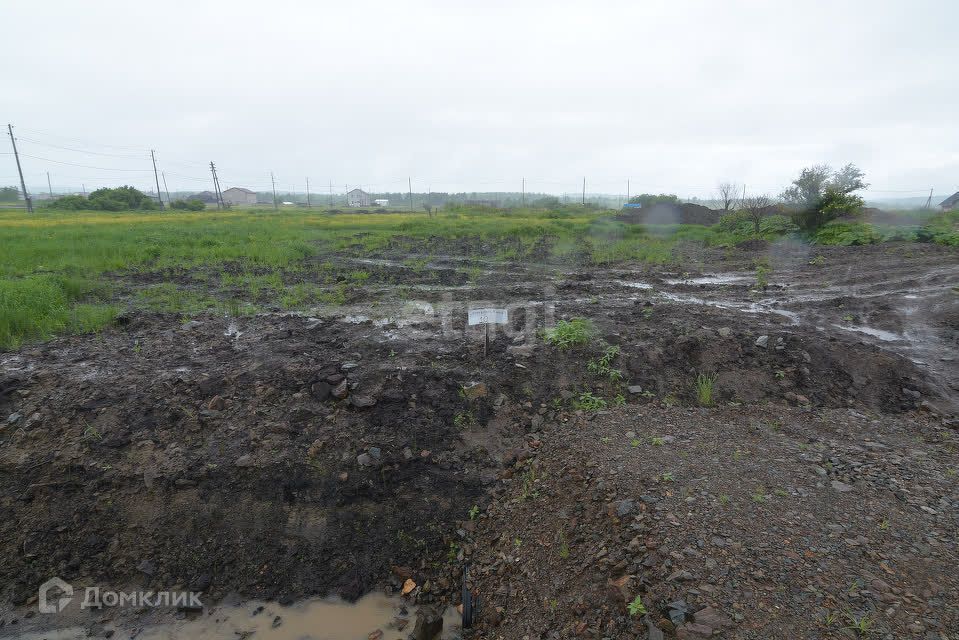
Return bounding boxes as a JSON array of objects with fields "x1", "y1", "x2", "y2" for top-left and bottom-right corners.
[{"x1": 1, "y1": 240, "x2": 957, "y2": 638}]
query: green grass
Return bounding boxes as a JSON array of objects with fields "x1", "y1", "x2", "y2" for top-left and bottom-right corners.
[
  {"x1": 543, "y1": 318, "x2": 594, "y2": 348},
  {"x1": 695, "y1": 372, "x2": 717, "y2": 406}
]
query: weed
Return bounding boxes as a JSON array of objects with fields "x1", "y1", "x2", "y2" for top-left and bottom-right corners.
[
  {"x1": 543, "y1": 318, "x2": 594, "y2": 348},
  {"x1": 661, "y1": 471, "x2": 675, "y2": 482},
  {"x1": 453, "y1": 411, "x2": 475, "y2": 429},
  {"x1": 755, "y1": 260, "x2": 771, "y2": 289},
  {"x1": 468, "y1": 505, "x2": 480, "y2": 520},
  {"x1": 573, "y1": 392, "x2": 607, "y2": 412},
  {"x1": 823, "y1": 611, "x2": 838, "y2": 626},
  {"x1": 626, "y1": 595, "x2": 647, "y2": 616},
  {"x1": 612, "y1": 393, "x2": 626, "y2": 407},
  {"x1": 844, "y1": 612, "x2": 874, "y2": 635},
  {"x1": 808, "y1": 254, "x2": 826, "y2": 265},
  {"x1": 774, "y1": 369, "x2": 786, "y2": 380},
  {"x1": 774, "y1": 488, "x2": 789, "y2": 497},
  {"x1": 520, "y1": 464, "x2": 540, "y2": 501},
  {"x1": 587, "y1": 345, "x2": 623, "y2": 382},
  {"x1": 630, "y1": 438, "x2": 641, "y2": 448},
  {"x1": 719, "y1": 494, "x2": 730, "y2": 505},
  {"x1": 878, "y1": 518, "x2": 890, "y2": 530},
  {"x1": 641, "y1": 307, "x2": 654, "y2": 320},
  {"x1": 752, "y1": 489, "x2": 767, "y2": 503},
  {"x1": 842, "y1": 314, "x2": 854, "y2": 322},
  {"x1": 695, "y1": 372, "x2": 717, "y2": 406},
  {"x1": 651, "y1": 436, "x2": 665, "y2": 446},
  {"x1": 558, "y1": 533, "x2": 570, "y2": 559}
]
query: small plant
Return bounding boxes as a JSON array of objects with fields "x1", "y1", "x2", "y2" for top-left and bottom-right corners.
[
  {"x1": 543, "y1": 318, "x2": 594, "y2": 349},
  {"x1": 823, "y1": 611, "x2": 838, "y2": 626},
  {"x1": 661, "y1": 471, "x2": 675, "y2": 482},
  {"x1": 842, "y1": 314, "x2": 854, "y2": 322},
  {"x1": 558, "y1": 533, "x2": 570, "y2": 559},
  {"x1": 641, "y1": 307, "x2": 653, "y2": 320},
  {"x1": 513, "y1": 537, "x2": 522, "y2": 548},
  {"x1": 612, "y1": 394, "x2": 626, "y2": 407},
  {"x1": 630, "y1": 438, "x2": 641, "y2": 448},
  {"x1": 453, "y1": 411, "x2": 475, "y2": 429},
  {"x1": 878, "y1": 518, "x2": 890, "y2": 530},
  {"x1": 774, "y1": 488, "x2": 789, "y2": 497},
  {"x1": 651, "y1": 436, "x2": 665, "y2": 446},
  {"x1": 588, "y1": 345, "x2": 623, "y2": 382},
  {"x1": 468, "y1": 505, "x2": 480, "y2": 520},
  {"x1": 520, "y1": 464, "x2": 540, "y2": 501},
  {"x1": 718, "y1": 494, "x2": 730, "y2": 505},
  {"x1": 447, "y1": 541, "x2": 460, "y2": 562},
  {"x1": 755, "y1": 260, "x2": 771, "y2": 289},
  {"x1": 626, "y1": 595, "x2": 647, "y2": 616},
  {"x1": 752, "y1": 488, "x2": 766, "y2": 503},
  {"x1": 844, "y1": 612, "x2": 874, "y2": 636},
  {"x1": 695, "y1": 372, "x2": 717, "y2": 406},
  {"x1": 133, "y1": 339, "x2": 142, "y2": 355},
  {"x1": 774, "y1": 369, "x2": 786, "y2": 380},
  {"x1": 573, "y1": 392, "x2": 607, "y2": 412},
  {"x1": 808, "y1": 254, "x2": 826, "y2": 265}
]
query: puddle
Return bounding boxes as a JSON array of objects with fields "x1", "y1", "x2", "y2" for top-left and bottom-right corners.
[
  {"x1": 621, "y1": 281, "x2": 653, "y2": 290},
  {"x1": 664, "y1": 273, "x2": 752, "y2": 285},
  {"x1": 13, "y1": 593, "x2": 462, "y2": 640},
  {"x1": 833, "y1": 324, "x2": 903, "y2": 342}
]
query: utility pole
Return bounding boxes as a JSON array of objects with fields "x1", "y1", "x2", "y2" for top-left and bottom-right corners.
[
  {"x1": 161, "y1": 172, "x2": 171, "y2": 204},
  {"x1": 7, "y1": 124, "x2": 32, "y2": 213},
  {"x1": 270, "y1": 172, "x2": 278, "y2": 210},
  {"x1": 408, "y1": 177, "x2": 414, "y2": 211},
  {"x1": 522, "y1": 177, "x2": 525, "y2": 207},
  {"x1": 82, "y1": 184, "x2": 86, "y2": 195},
  {"x1": 627, "y1": 179, "x2": 630, "y2": 202},
  {"x1": 329, "y1": 181, "x2": 333, "y2": 207},
  {"x1": 150, "y1": 150, "x2": 164, "y2": 209},
  {"x1": 210, "y1": 161, "x2": 224, "y2": 209},
  {"x1": 582, "y1": 177, "x2": 586, "y2": 206},
  {"x1": 47, "y1": 172, "x2": 53, "y2": 198},
  {"x1": 923, "y1": 188, "x2": 933, "y2": 210},
  {"x1": 306, "y1": 177, "x2": 311, "y2": 207}
]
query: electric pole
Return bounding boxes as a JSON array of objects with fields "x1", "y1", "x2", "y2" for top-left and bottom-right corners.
[
  {"x1": 522, "y1": 177, "x2": 525, "y2": 207},
  {"x1": 582, "y1": 177, "x2": 586, "y2": 206},
  {"x1": 923, "y1": 188, "x2": 933, "y2": 210},
  {"x1": 210, "y1": 161, "x2": 224, "y2": 209},
  {"x1": 409, "y1": 177, "x2": 413, "y2": 211},
  {"x1": 161, "y1": 172, "x2": 171, "y2": 204},
  {"x1": 47, "y1": 172, "x2": 53, "y2": 198},
  {"x1": 270, "y1": 172, "x2": 278, "y2": 210},
  {"x1": 306, "y1": 177, "x2": 311, "y2": 207},
  {"x1": 150, "y1": 150, "x2": 164, "y2": 209},
  {"x1": 7, "y1": 124, "x2": 32, "y2": 213},
  {"x1": 82, "y1": 184, "x2": 86, "y2": 195},
  {"x1": 329, "y1": 181, "x2": 333, "y2": 207},
  {"x1": 627, "y1": 179, "x2": 630, "y2": 202}
]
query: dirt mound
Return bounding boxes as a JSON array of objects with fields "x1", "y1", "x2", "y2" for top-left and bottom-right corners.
[{"x1": 616, "y1": 203, "x2": 721, "y2": 226}]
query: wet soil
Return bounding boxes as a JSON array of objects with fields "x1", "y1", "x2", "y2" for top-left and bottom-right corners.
[{"x1": 1, "y1": 239, "x2": 956, "y2": 638}]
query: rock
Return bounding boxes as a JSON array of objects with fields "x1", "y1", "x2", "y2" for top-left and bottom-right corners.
[
  {"x1": 627, "y1": 385, "x2": 644, "y2": 394},
  {"x1": 350, "y1": 394, "x2": 376, "y2": 408},
  {"x1": 6, "y1": 412, "x2": 21, "y2": 424},
  {"x1": 717, "y1": 327, "x2": 732, "y2": 338},
  {"x1": 272, "y1": 616, "x2": 283, "y2": 629},
  {"x1": 411, "y1": 607, "x2": 443, "y2": 640},
  {"x1": 831, "y1": 480, "x2": 854, "y2": 492},
  {"x1": 615, "y1": 499, "x2": 636, "y2": 517},
  {"x1": 136, "y1": 559, "x2": 155, "y2": 575},
  {"x1": 367, "y1": 631, "x2": 382, "y2": 640},
  {"x1": 507, "y1": 344, "x2": 534, "y2": 357},
  {"x1": 341, "y1": 362, "x2": 359, "y2": 371},
  {"x1": 755, "y1": 335, "x2": 769, "y2": 348},
  {"x1": 356, "y1": 453, "x2": 374, "y2": 467},
  {"x1": 667, "y1": 600, "x2": 690, "y2": 626},
  {"x1": 645, "y1": 617, "x2": 665, "y2": 640},
  {"x1": 234, "y1": 454, "x2": 253, "y2": 468},
  {"x1": 676, "y1": 622, "x2": 714, "y2": 639},
  {"x1": 462, "y1": 382, "x2": 488, "y2": 400},
  {"x1": 326, "y1": 373, "x2": 345, "y2": 385},
  {"x1": 812, "y1": 465, "x2": 827, "y2": 477},
  {"x1": 311, "y1": 381, "x2": 332, "y2": 401},
  {"x1": 332, "y1": 380, "x2": 349, "y2": 399},
  {"x1": 368, "y1": 447, "x2": 381, "y2": 459},
  {"x1": 693, "y1": 606, "x2": 733, "y2": 630},
  {"x1": 207, "y1": 395, "x2": 226, "y2": 411}
]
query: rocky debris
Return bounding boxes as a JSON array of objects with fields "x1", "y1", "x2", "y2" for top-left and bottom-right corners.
[
  {"x1": 717, "y1": 327, "x2": 732, "y2": 338},
  {"x1": 331, "y1": 379, "x2": 349, "y2": 399},
  {"x1": 627, "y1": 385, "x2": 644, "y2": 394},
  {"x1": 411, "y1": 606, "x2": 443, "y2": 640},
  {"x1": 755, "y1": 335, "x2": 769, "y2": 348},
  {"x1": 206, "y1": 395, "x2": 226, "y2": 411},
  {"x1": 350, "y1": 394, "x2": 376, "y2": 408},
  {"x1": 830, "y1": 480, "x2": 854, "y2": 492},
  {"x1": 234, "y1": 454, "x2": 253, "y2": 468}
]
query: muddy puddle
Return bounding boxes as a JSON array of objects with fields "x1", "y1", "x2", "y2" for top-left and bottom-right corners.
[{"x1": 10, "y1": 593, "x2": 461, "y2": 640}]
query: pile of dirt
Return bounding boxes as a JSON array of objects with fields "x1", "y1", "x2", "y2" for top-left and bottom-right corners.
[
  {"x1": 447, "y1": 404, "x2": 959, "y2": 638},
  {"x1": 616, "y1": 203, "x2": 721, "y2": 226}
]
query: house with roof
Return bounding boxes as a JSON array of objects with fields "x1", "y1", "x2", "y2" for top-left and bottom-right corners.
[
  {"x1": 939, "y1": 192, "x2": 959, "y2": 211},
  {"x1": 347, "y1": 188, "x2": 371, "y2": 207},
  {"x1": 222, "y1": 187, "x2": 258, "y2": 206}
]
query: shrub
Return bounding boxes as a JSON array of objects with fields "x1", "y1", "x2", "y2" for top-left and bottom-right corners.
[
  {"x1": 44, "y1": 195, "x2": 89, "y2": 210},
  {"x1": 543, "y1": 318, "x2": 594, "y2": 348},
  {"x1": 171, "y1": 198, "x2": 206, "y2": 211}
]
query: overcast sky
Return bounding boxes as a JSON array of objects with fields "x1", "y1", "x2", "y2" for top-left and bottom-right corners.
[{"x1": 3, "y1": 0, "x2": 958, "y2": 199}]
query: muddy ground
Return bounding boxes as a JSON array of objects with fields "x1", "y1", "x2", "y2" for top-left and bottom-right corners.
[{"x1": 1, "y1": 238, "x2": 957, "y2": 638}]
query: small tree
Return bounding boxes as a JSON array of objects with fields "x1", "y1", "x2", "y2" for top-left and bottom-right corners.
[
  {"x1": 742, "y1": 194, "x2": 773, "y2": 235},
  {"x1": 781, "y1": 164, "x2": 866, "y2": 232},
  {"x1": 717, "y1": 182, "x2": 740, "y2": 212},
  {"x1": 0, "y1": 186, "x2": 20, "y2": 202}
]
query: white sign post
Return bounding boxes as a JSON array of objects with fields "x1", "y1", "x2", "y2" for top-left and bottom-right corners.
[{"x1": 468, "y1": 308, "x2": 508, "y2": 356}]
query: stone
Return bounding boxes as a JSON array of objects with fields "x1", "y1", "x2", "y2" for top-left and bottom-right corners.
[
  {"x1": 693, "y1": 606, "x2": 733, "y2": 629},
  {"x1": 6, "y1": 412, "x2": 21, "y2": 424},
  {"x1": 332, "y1": 380, "x2": 349, "y2": 399},
  {"x1": 356, "y1": 453, "x2": 374, "y2": 467},
  {"x1": 627, "y1": 385, "x2": 644, "y2": 394},
  {"x1": 507, "y1": 344, "x2": 534, "y2": 358},
  {"x1": 755, "y1": 335, "x2": 769, "y2": 348},
  {"x1": 717, "y1": 327, "x2": 732, "y2": 338},
  {"x1": 676, "y1": 623, "x2": 714, "y2": 639},
  {"x1": 207, "y1": 395, "x2": 226, "y2": 411},
  {"x1": 615, "y1": 499, "x2": 636, "y2": 517},
  {"x1": 411, "y1": 606, "x2": 443, "y2": 640},
  {"x1": 311, "y1": 381, "x2": 332, "y2": 401},
  {"x1": 831, "y1": 480, "x2": 854, "y2": 492},
  {"x1": 350, "y1": 394, "x2": 376, "y2": 408},
  {"x1": 234, "y1": 454, "x2": 253, "y2": 467}
]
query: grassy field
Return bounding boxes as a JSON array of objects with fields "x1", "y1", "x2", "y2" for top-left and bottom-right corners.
[{"x1": 1, "y1": 206, "x2": 956, "y2": 350}]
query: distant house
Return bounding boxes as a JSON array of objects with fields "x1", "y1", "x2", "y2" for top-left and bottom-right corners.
[
  {"x1": 222, "y1": 187, "x2": 258, "y2": 206},
  {"x1": 374, "y1": 198, "x2": 389, "y2": 207},
  {"x1": 940, "y1": 192, "x2": 959, "y2": 211},
  {"x1": 191, "y1": 191, "x2": 219, "y2": 204},
  {"x1": 347, "y1": 188, "x2": 371, "y2": 207}
]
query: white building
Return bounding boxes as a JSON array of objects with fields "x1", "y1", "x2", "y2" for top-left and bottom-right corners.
[
  {"x1": 374, "y1": 198, "x2": 389, "y2": 207},
  {"x1": 222, "y1": 187, "x2": 258, "y2": 206},
  {"x1": 347, "y1": 188, "x2": 371, "y2": 207}
]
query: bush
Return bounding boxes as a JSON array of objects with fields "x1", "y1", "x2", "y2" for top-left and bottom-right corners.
[
  {"x1": 543, "y1": 318, "x2": 594, "y2": 348},
  {"x1": 170, "y1": 198, "x2": 206, "y2": 211},
  {"x1": 44, "y1": 195, "x2": 89, "y2": 210},
  {"x1": 88, "y1": 186, "x2": 156, "y2": 211}
]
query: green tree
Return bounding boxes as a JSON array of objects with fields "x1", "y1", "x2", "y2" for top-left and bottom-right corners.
[
  {"x1": 0, "y1": 186, "x2": 20, "y2": 202},
  {"x1": 781, "y1": 164, "x2": 866, "y2": 231},
  {"x1": 628, "y1": 193, "x2": 680, "y2": 207}
]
